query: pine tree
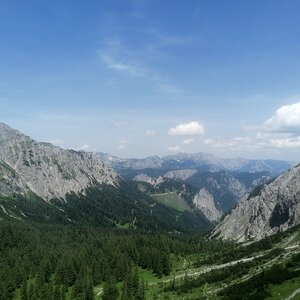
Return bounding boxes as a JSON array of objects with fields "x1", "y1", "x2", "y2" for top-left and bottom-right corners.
[
  {"x1": 20, "y1": 278, "x2": 28, "y2": 300},
  {"x1": 53, "y1": 285, "x2": 62, "y2": 300},
  {"x1": 102, "y1": 277, "x2": 119, "y2": 300},
  {"x1": 28, "y1": 282, "x2": 35, "y2": 300},
  {"x1": 121, "y1": 281, "x2": 129, "y2": 300},
  {"x1": 137, "y1": 279, "x2": 145, "y2": 300}
]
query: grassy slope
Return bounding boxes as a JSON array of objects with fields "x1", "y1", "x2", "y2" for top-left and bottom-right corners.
[
  {"x1": 267, "y1": 277, "x2": 300, "y2": 300},
  {"x1": 151, "y1": 192, "x2": 191, "y2": 212}
]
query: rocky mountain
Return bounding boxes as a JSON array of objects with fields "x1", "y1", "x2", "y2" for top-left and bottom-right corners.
[
  {"x1": 185, "y1": 171, "x2": 272, "y2": 211},
  {"x1": 192, "y1": 188, "x2": 222, "y2": 222},
  {"x1": 98, "y1": 151, "x2": 292, "y2": 228},
  {"x1": 0, "y1": 123, "x2": 212, "y2": 232},
  {"x1": 211, "y1": 163, "x2": 300, "y2": 242},
  {"x1": 129, "y1": 168, "x2": 272, "y2": 216},
  {"x1": 0, "y1": 123, "x2": 119, "y2": 201},
  {"x1": 98, "y1": 152, "x2": 292, "y2": 176},
  {"x1": 163, "y1": 169, "x2": 198, "y2": 181},
  {"x1": 133, "y1": 173, "x2": 164, "y2": 186}
]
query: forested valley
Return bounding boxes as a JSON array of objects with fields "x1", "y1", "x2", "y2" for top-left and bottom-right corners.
[{"x1": 0, "y1": 220, "x2": 232, "y2": 300}]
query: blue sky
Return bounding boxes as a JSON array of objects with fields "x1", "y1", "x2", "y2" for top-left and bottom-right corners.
[{"x1": 1, "y1": 0, "x2": 300, "y2": 160}]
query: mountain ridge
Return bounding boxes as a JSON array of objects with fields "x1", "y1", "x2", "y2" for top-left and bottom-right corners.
[
  {"x1": 98, "y1": 152, "x2": 293, "y2": 176},
  {"x1": 211, "y1": 163, "x2": 300, "y2": 242},
  {"x1": 0, "y1": 122, "x2": 119, "y2": 201}
]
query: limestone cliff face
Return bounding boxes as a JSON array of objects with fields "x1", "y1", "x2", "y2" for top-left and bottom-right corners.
[
  {"x1": 0, "y1": 160, "x2": 29, "y2": 195},
  {"x1": 192, "y1": 188, "x2": 222, "y2": 222},
  {"x1": 211, "y1": 164, "x2": 300, "y2": 242},
  {"x1": 133, "y1": 173, "x2": 164, "y2": 186},
  {"x1": 163, "y1": 169, "x2": 197, "y2": 181},
  {"x1": 0, "y1": 123, "x2": 119, "y2": 201}
]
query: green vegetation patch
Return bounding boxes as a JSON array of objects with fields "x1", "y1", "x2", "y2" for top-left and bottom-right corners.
[
  {"x1": 151, "y1": 192, "x2": 191, "y2": 212},
  {"x1": 267, "y1": 276, "x2": 300, "y2": 300}
]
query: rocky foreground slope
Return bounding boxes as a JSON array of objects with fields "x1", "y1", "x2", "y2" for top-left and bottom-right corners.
[
  {"x1": 212, "y1": 163, "x2": 300, "y2": 242},
  {"x1": 0, "y1": 122, "x2": 118, "y2": 201}
]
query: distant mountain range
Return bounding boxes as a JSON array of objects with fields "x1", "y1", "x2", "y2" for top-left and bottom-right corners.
[
  {"x1": 1, "y1": 122, "x2": 299, "y2": 240},
  {"x1": 98, "y1": 152, "x2": 293, "y2": 176},
  {"x1": 0, "y1": 123, "x2": 211, "y2": 231},
  {"x1": 98, "y1": 152, "x2": 292, "y2": 223}
]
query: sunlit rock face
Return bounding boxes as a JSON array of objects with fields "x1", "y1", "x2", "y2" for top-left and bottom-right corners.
[{"x1": 212, "y1": 164, "x2": 300, "y2": 242}]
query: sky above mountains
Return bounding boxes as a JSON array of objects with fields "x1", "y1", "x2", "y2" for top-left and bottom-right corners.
[{"x1": 1, "y1": 0, "x2": 300, "y2": 160}]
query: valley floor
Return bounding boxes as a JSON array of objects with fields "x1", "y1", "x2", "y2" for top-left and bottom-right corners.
[
  {"x1": 3, "y1": 221, "x2": 300, "y2": 300},
  {"x1": 99, "y1": 227, "x2": 300, "y2": 299}
]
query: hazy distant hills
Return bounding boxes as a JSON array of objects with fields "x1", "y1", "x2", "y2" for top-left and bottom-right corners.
[{"x1": 98, "y1": 152, "x2": 292, "y2": 176}]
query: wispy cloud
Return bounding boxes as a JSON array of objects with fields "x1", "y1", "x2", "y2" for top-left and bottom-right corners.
[
  {"x1": 97, "y1": 33, "x2": 190, "y2": 96},
  {"x1": 99, "y1": 53, "x2": 146, "y2": 77}
]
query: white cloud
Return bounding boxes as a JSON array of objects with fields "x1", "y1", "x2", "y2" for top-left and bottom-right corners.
[
  {"x1": 168, "y1": 121, "x2": 204, "y2": 136},
  {"x1": 264, "y1": 102, "x2": 300, "y2": 133},
  {"x1": 270, "y1": 137, "x2": 300, "y2": 149},
  {"x1": 230, "y1": 101, "x2": 300, "y2": 154},
  {"x1": 168, "y1": 145, "x2": 181, "y2": 152},
  {"x1": 145, "y1": 130, "x2": 156, "y2": 137},
  {"x1": 182, "y1": 138, "x2": 194, "y2": 145}
]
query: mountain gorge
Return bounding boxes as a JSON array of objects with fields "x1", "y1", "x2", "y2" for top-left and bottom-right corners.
[{"x1": 99, "y1": 152, "x2": 292, "y2": 223}]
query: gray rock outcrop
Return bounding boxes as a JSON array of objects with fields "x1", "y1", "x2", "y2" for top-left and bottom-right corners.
[
  {"x1": 192, "y1": 188, "x2": 222, "y2": 222},
  {"x1": 212, "y1": 164, "x2": 300, "y2": 242}
]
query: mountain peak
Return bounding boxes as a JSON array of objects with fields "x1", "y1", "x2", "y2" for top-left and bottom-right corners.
[{"x1": 0, "y1": 122, "x2": 28, "y2": 141}]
